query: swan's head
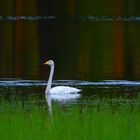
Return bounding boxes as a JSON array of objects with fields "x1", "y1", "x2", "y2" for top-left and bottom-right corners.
[{"x1": 44, "y1": 60, "x2": 54, "y2": 66}]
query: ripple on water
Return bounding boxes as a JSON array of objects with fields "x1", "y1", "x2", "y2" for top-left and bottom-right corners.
[
  {"x1": 1, "y1": 16, "x2": 140, "y2": 22},
  {"x1": 0, "y1": 79, "x2": 140, "y2": 87}
]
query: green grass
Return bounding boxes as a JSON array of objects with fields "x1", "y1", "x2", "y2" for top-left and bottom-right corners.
[
  {"x1": 0, "y1": 102, "x2": 140, "y2": 140},
  {"x1": 47, "y1": 105, "x2": 140, "y2": 140},
  {"x1": 0, "y1": 86, "x2": 140, "y2": 140}
]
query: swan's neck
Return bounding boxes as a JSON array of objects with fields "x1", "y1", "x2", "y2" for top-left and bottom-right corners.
[{"x1": 46, "y1": 64, "x2": 54, "y2": 94}]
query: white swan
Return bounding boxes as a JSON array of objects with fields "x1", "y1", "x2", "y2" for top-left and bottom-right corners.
[{"x1": 44, "y1": 60, "x2": 81, "y2": 98}]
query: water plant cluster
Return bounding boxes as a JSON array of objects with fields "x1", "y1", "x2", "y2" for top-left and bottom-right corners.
[{"x1": 0, "y1": 85, "x2": 140, "y2": 140}]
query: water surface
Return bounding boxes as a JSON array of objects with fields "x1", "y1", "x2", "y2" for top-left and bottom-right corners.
[
  {"x1": 1, "y1": 16, "x2": 140, "y2": 80},
  {"x1": 1, "y1": 1, "x2": 140, "y2": 139},
  {"x1": 1, "y1": 13, "x2": 140, "y2": 140},
  {"x1": 0, "y1": 79, "x2": 140, "y2": 139}
]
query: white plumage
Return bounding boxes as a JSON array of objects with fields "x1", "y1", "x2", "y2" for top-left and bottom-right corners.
[
  {"x1": 50, "y1": 86, "x2": 81, "y2": 94},
  {"x1": 43, "y1": 60, "x2": 81, "y2": 100}
]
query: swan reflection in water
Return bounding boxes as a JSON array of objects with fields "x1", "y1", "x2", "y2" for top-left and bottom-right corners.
[
  {"x1": 43, "y1": 60, "x2": 81, "y2": 114},
  {"x1": 45, "y1": 91, "x2": 81, "y2": 114}
]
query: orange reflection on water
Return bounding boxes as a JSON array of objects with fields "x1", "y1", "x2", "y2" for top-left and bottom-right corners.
[{"x1": 112, "y1": 21, "x2": 124, "y2": 79}]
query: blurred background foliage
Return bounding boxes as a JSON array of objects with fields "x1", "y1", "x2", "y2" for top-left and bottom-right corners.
[{"x1": 0, "y1": 0, "x2": 140, "y2": 80}]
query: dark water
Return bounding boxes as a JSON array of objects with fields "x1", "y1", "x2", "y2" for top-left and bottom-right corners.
[
  {"x1": 1, "y1": 1, "x2": 140, "y2": 139},
  {"x1": 1, "y1": 15, "x2": 140, "y2": 140},
  {"x1": 1, "y1": 79, "x2": 140, "y2": 109},
  {"x1": 1, "y1": 16, "x2": 140, "y2": 81}
]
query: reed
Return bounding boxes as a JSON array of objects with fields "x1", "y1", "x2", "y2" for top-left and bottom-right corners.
[
  {"x1": 0, "y1": 101, "x2": 140, "y2": 140},
  {"x1": 0, "y1": 85, "x2": 140, "y2": 140}
]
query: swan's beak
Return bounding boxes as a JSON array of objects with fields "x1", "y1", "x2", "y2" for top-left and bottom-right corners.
[{"x1": 43, "y1": 61, "x2": 48, "y2": 65}]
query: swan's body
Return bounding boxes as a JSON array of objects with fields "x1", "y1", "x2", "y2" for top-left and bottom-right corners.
[
  {"x1": 50, "y1": 86, "x2": 81, "y2": 94},
  {"x1": 44, "y1": 60, "x2": 81, "y2": 97}
]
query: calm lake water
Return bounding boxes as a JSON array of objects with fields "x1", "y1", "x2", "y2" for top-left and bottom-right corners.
[
  {"x1": 1, "y1": 16, "x2": 140, "y2": 80},
  {"x1": 1, "y1": 16, "x2": 140, "y2": 139}
]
